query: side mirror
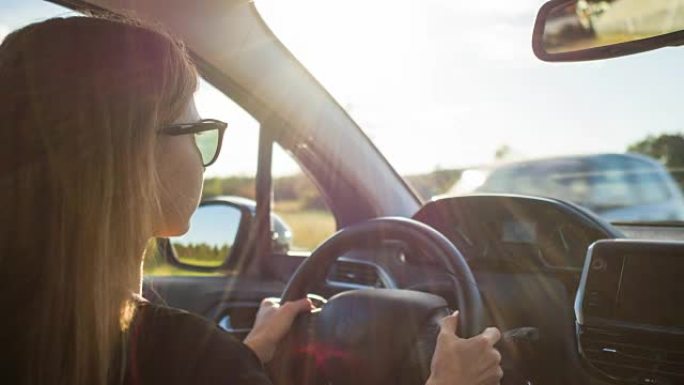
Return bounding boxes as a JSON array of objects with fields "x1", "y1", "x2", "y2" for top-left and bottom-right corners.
[
  {"x1": 158, "y1": 196, "x2": 294, "y2": 272},
  {"x1": 533, "y1": 0, "x2": 684, "y2": 62},
  {"x1": 163, "y1": 200, "x2": 251, "y2": 271}
]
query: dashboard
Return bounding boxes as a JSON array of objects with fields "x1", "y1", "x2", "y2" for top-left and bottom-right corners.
[
  {"x1": 326, "y1": 194, "x2": 621, "y2": 297},
  {"x1": 328, "y1": 195, "x2": 684, "y2": 384},
  {"x1": 412, "y1": 194, "x2": 620, "y2": 271}
]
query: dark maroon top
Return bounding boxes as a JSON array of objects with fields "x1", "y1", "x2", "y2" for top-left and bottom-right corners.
[{"x1": 120, "y1": 303, "x2": 272, "y2": 385}]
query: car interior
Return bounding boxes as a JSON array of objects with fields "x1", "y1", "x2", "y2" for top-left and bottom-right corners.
[{"x1": 4, "y1": 0, "x2": 684, "y2": 384}]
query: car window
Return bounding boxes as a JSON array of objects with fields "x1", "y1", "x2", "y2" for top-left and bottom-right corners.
[
  {"x1": 256, "y1": 0, "x2": 684, "y2": 224},
  {"x1": 578, "y1": 157, "x2": 664, "y2": 207},
  {"x1": 272, "y1": 144, "x2": 336, "y2": 252}
]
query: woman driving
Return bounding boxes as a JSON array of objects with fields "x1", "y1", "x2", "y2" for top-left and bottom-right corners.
[{"x1": 0, "y1": 16, "x2": 503, "y2": 385}]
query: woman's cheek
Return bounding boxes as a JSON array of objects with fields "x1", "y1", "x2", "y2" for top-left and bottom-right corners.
[
  {"x1": 174, "y1": 138, "x2": 205, "y2": 234},
  {"x1": 154, "y1": 136, "x2": 204, "y2": 237},
  {"x1": 187, "y1": 136, "x2": 205, "y2": 209}
]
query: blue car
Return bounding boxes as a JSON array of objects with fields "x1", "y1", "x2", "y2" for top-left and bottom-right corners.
[{"x1": 450, "y1": 153, "x2": 684, "y2": 222}]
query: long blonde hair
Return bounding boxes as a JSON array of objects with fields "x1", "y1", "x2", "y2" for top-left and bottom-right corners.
[{"x1": 0, "y1": 16, "x2": 197, "y2": 385}]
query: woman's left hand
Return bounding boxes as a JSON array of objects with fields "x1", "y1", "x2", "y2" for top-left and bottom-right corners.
[{"x1": 244, "y1": 297, "x2": 314, "y2": 363}]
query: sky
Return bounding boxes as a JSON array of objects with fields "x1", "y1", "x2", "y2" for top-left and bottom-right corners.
[
  {"x1": 255, "y1": 0, "x2": 684, "y2": 175},
  {"x1": 173, "y1": 205, "x2": 241, "y2": 247},
  {"x1": 2, "y1": 0, "x2": 683, "y2": 177}
]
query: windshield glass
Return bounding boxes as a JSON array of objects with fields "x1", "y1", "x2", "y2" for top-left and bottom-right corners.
[{"x1": 256, "y1": 0, "x2": 684, "y2": 224}]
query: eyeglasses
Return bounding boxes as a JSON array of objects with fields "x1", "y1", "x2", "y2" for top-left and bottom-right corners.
[{"x1": 159, "y1": 119, "x2": 227, "y2": 167}]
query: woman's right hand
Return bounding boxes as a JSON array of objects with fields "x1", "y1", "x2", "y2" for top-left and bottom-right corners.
[{"x1": 426, "y1": 311, "x2": 503, "y2": 385}]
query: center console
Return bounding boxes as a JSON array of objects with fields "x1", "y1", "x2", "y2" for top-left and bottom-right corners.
[{"x1": 576, "y1": 240, "x2": 684, "y2": 385}]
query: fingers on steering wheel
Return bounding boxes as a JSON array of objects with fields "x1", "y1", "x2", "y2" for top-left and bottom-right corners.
[
  {"x1": 439, "y1": 310, "x2": 460, "y2": 335},
  {"x1": 480, "y1": 327, "x2": 502, "y2": 346},
  {"x1": 261, "y1": 297, "x2": 280, "y2": 308},
  {"x1": 276, "y1": 298, "x2": 312, "y2": 312}
]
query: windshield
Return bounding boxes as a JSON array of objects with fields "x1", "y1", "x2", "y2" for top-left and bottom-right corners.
[{"x1": 256, "y1": 0, "x2": 684, "y2": 224}]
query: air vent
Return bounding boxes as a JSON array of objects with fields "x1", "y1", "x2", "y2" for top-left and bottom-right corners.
[
  {"x1": 580, "y1": 329, "x2": 684, "y2": 383},
  {"x1": 327, "y1": 261, "x2": 384, "y2": 288}
]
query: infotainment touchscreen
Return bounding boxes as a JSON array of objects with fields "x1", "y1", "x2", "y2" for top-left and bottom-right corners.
[
  {"x1": 580, "y1": 241, "x2": 684, "y2": 329},
  {"x1": 615, "y1": 254, "x2": 684, "y2": 327},
  {"x1": 578, "y1": 241, "x2": 684, "y2": 385}
]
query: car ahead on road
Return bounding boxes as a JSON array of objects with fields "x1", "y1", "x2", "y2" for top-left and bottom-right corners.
[
  {"x1": 6, "y1": 0, "x2": 684, "y2": 384},
  {"x1": 450, "y1": 153, "x2": 684, "y2": 222}
]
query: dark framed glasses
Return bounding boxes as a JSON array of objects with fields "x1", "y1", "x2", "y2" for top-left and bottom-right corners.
[{"x1": 159, "y1": 119, "x2": 227, "y2": 167}]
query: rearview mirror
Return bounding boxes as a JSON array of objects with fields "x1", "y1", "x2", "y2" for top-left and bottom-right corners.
[{"x1": 533, "y1": 0, "x2": 684, "y2": 61}]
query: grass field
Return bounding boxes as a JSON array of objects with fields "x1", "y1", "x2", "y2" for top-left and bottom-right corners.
[
  {"x1": 273, "y1": 200, "x2": 337, "y2": 251},
  {"x1": 144, "y1": 264, "x2": 223, "y2": 276}
]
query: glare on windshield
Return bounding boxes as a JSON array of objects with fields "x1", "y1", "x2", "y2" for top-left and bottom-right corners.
[{"x1": 256, "y1": 0, "x2": 684, "y2": 223}]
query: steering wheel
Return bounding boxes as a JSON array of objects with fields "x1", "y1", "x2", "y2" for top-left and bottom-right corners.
[{"x1": 268, "y1": 217, "x2": 486, "y2": 385}]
